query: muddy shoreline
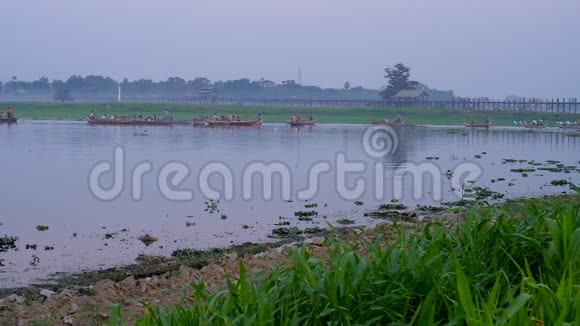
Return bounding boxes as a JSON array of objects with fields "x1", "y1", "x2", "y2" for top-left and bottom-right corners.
[{"x1": 0, "y1": 230, "x2": 330, "y2": 298}]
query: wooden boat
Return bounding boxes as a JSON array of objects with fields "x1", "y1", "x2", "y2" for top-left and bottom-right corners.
[
  {"x1": 206, "y1": 118, "x2": 263, "y2": 126},
  {"x1": 0, "y1": 118, "x2": 18, "y2": 123},
  {"x1": 523, "y1": 122, "x2": 546, "y2": 129},
  {"x1": 464, "y1": 122, "x2": 492, "y2": 128},
  {"x1": 206, "y1": 120, "x2": 233, "y2": 126},
  {"x1": 132, "y1": 118, "x2": 173, "y2": 126},
  {"x1": 87, "y1": 117, "x2": 132, "y2": 125},
  {"x1": 192, "y1": 120, "x2": 208, "y2": 126},
  {"x1": 231, "y1": 118, "x2": 263, "y2": 126},
  {"x1": 287, "y1": 120, "x2": 316, "y2": 127}
]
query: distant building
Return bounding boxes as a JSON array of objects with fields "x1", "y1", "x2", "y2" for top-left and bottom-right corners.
[
  {"x1": 392, "y1": 89, "x2": 430, "y2": 100},
  {"x1": 197, "y1": 87, "x2": 216, "y2": 98}
]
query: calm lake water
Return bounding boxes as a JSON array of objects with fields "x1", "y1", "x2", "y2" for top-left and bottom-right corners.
[{"x1": 1, "y1": 121, "x2": 579, "y2": 287}]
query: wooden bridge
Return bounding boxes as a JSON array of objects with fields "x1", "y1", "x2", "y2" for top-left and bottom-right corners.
[{"x1": 120, "y1": 97, "x2": 580, "y2": 114}]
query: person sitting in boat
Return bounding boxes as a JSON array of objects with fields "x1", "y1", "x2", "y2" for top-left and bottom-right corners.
[
  {"x1": 394, "y1": 114, "x2": 403, "y2": 123},
  {"x1": 0, "y1": 112, "x2": 3, "y2": 119},
  {"x1": 308, "y1": 114, "x2": 313, "y2": 121},
  {"x1": 111, "y1": 115, "x2": 117, "y2": 120},
  {"x1": 6, "y1": 108, "x2": 14, "y2": 119},
  {"x1": 89, "y1": 111, "x2": 95, "y2": 119},
  {"x1": 101, "y1": 114, "x2": 107, "y2": 120}
]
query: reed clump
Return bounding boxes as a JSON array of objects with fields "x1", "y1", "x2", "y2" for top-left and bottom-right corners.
[{"x1": 112, "y1": 196, "x2": 579, "y2": 325}]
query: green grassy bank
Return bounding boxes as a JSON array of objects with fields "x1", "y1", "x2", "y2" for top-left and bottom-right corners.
[
  {"x1": 1, "y1": 102, "x2": 578, "y2": 126},
  {"x1": 109, "y1": 195, "x2": 579, "y2": 325}
]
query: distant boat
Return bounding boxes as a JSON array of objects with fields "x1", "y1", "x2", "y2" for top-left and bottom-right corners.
[
  {"x1": 287, "y1": 120, "x2": 316, "y2": 127},
  {"x1": 206, "y1": 118, "x2": 263, "y2": 127},
  {"x1": 523, "y1": 122, "x2": 546, "y2": 129},
  {"x1": 0, "y1": 117, "x2": 17, "y2": 124},
  {"x1": 464, "y1": 122, "x2": 492, "y2": 128},
  {"x1": 87, "y1": 117, "x2": 132, "y2": 125},
  {"x1": 192, "y1": 120, "x2": 208, "y2": 126},
  {"x1": 230, "y1": 118, "x2": 263, "y2": 126}
]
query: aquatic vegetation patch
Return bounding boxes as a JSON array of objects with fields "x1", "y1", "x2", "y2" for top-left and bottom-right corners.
[
  {"x1": 304, "y1": 203, "x2": 318, "y2": 208},
  {"x1": 294, "y1": 211, "x2": 318, "y2": 218},
  {"x1": 550, "y1": 179, "x2": 569, "y2": 186},
  {"x1": 35, "y1": 225, "x2": 49, "y2": 231},
  {"x1": 25, "y1": 244, "x2": 37, "y2": 250},
  {"x1": 0, "y1": 235, "x2": 18, "y2": 252},
  {"x1": 271, "y1": 227, "x2": 302, "y2": 238},
  {"x1": 416, "y1": 205, "x2": 445, "y2": 212},
  {"x1": 303, "y1": 227, "x2": 324, "y2": 234},
  {"x1": 510, "y1": 168, "x2": 535, "y2": 173},
  {"x1": 204, "y1": 200, "x2": 220, "y2": 214},
  {"x1": 336, "y1": 218, "x2": 355, "y2": 225},
  {"x1": 171, "y1": 248, "x2": 230, "y2": 268},
  {"x1": 538, "y1": 167, "x2": 564, "y2": 173},
  {"x1": 378, "y1": 203, "x2": 407, "y2": 210},
  {"x1": 463, "y1": 187, "x2": 504, "y2": 200}
]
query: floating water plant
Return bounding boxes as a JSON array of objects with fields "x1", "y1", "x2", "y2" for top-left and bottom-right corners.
[
  {"x1": 336, "y1": 218, "x2": 355, "y2": 225},
  {"x1": 303, "y1": 227, "x2": 324, "y2": 234},
  {"x1": 1, "y1": 236, "x2": 18, "y2": 252},
  {"x1": 379, "y1": 203, "x2": 407, "y2": 210},
  {"x1": 294, "y1": 211, "x2": 318, "y2": 218},
  {"x1": 510, "y1": 168, "x2": 535, "y2": 173},
  {"x1": 271, "y1": 227, "x2": 302, "y2": 238},
  {"x1": 550, "y1": 179, "x2": 569, "y2": 186},
  {"x1": 204, "y1": 200, "x2": 220, "y2": 214}
]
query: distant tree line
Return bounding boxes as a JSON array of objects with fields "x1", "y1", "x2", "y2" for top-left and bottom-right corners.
[
  {"x1": 0, "y1": 65, "x2": 456, "y2": 102},
  {"x1": 0, "y1": 75, "x2": 380, "y2": 102}
]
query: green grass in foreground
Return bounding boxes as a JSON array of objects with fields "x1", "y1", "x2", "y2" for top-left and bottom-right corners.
[
  {"x1": 2, "y1": 102, "x2": 578, "y2": 126},
  {"x1": 110, "y1": 196, "x2": 580, "y2": 325}
]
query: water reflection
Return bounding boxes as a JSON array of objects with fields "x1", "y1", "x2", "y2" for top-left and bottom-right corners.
[{"x1": 0, "y1": 121, "x2": 578, "y2": 287}]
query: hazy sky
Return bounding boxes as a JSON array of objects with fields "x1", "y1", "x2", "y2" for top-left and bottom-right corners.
[{"x1": 1, "y1": 0, "x2": 579, "y2": 98}]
